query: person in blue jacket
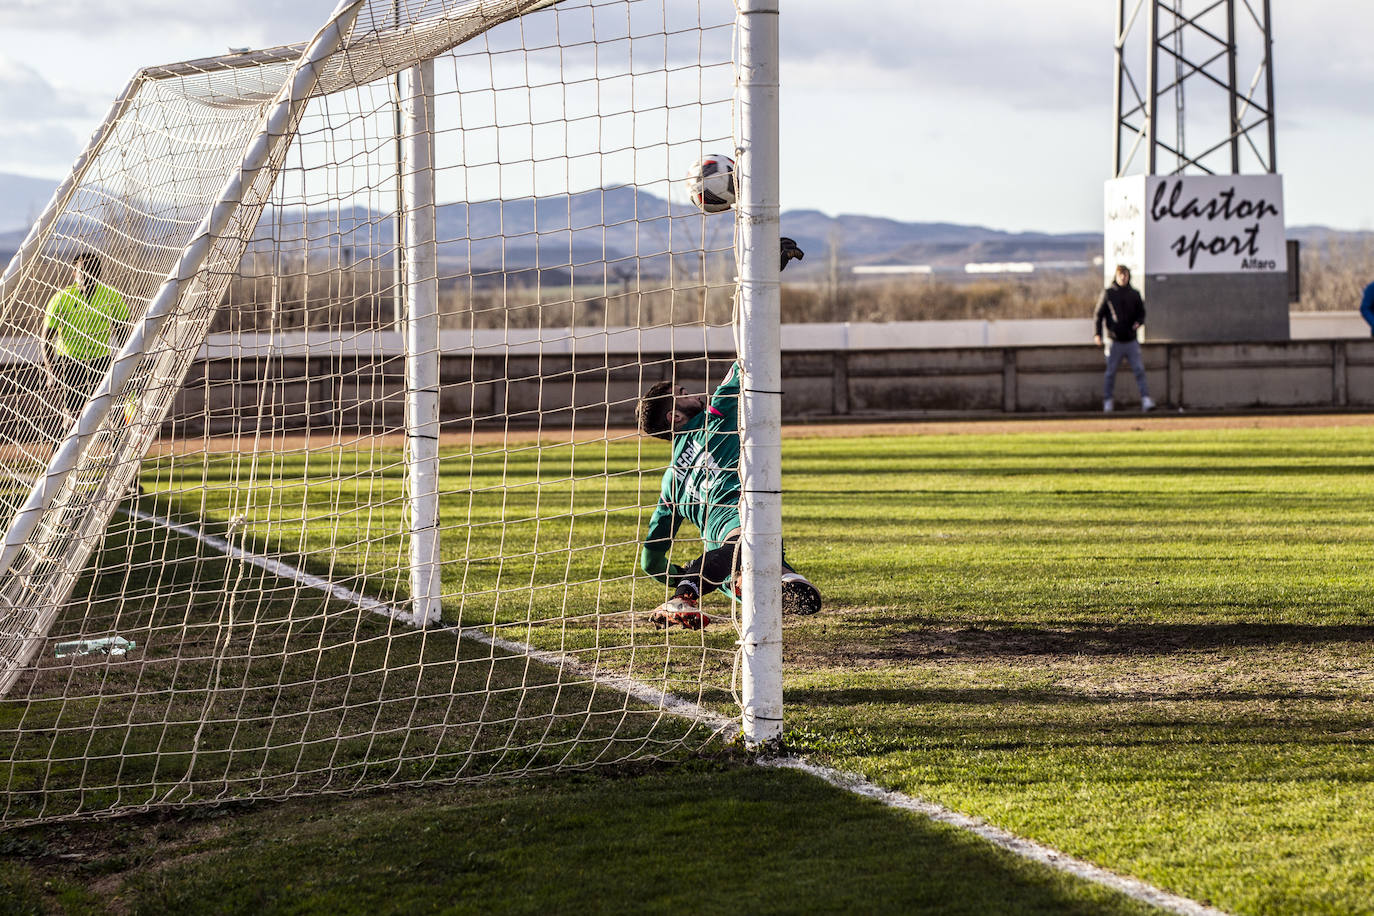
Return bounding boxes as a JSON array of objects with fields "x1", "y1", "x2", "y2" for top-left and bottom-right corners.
[{"x1": 1360, "y1": 281, "x2": 1374, "y2": 337}]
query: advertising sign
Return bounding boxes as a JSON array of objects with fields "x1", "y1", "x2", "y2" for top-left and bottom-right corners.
[{"x1": 1103, "y1": 174, "x2": 1286, "y2": 282}]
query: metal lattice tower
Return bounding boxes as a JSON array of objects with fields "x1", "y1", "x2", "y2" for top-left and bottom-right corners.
[{"x1": 1113, "y1": 0, "x2": 1277, "y2": 177}]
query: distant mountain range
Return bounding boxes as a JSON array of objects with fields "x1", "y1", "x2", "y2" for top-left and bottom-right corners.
[{"x1": 0, "y1": 170, "x2": 1369, "y2": 282}]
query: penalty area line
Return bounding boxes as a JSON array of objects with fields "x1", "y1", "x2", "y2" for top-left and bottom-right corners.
[{"x1": 121, "y1": 505, "x2": 1228, "y2": 916}]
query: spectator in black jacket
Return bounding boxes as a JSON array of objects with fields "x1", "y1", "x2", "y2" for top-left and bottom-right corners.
[{"x1": 1093, "y1": 265, "x2": 1155, "y2": 412}]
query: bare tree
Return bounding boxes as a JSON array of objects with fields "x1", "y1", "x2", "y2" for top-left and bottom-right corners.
[{"x1": 821, "y1": 229, "x2": 852, "y2": 322}]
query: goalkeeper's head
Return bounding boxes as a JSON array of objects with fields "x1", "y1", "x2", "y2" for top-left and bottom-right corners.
[
  {"x1": 72, "y1": 252, "x2": 103, "y2": 297},
  {"x1": 637, "y1": 381, "x2": 706, "y2": 441}
]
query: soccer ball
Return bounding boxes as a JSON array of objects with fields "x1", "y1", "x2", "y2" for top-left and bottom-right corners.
[{"x1": 686, "y1": 154, "x2": 736, "y2": 213}]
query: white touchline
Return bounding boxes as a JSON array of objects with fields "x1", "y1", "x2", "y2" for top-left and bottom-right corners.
[
  {"x1": 762, "y1": 757, "x2": 1233, "y2": 916},
  {"x1": 121, "y1": 504, "x2": 1231, "y2": 916}
]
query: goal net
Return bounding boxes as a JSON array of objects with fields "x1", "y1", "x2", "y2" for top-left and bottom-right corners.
[{"x1": 0, "y1": 0, "x2": 775, "y2": 825}]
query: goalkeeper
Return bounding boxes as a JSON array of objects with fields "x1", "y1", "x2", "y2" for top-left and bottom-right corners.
[
  {"x1": 42, "y1": 252, "x2": 131, "y2": 424},
  {"x1": 636, "y1": 358, "x2": 821, "y2": 631}
]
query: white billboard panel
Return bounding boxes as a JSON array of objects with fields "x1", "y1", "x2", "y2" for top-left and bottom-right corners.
[
  {"x1": 1144, "y1": 174, "x2": 1285, "y2": 274},
  {"x1": 1103, "y1": 174, "x2": 1286, "y2": 278},
  {"x1": 1103, "y1": 176, "x2": 1146, "y2": 286}
]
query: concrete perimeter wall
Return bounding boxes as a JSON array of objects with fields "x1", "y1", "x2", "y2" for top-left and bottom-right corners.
[
  {"x1": 4, "y1": 314, "x2": 1373, "y2": 437},
  {"x1": 780, "y1": 339, "x2": 1374, "y2": 418}
]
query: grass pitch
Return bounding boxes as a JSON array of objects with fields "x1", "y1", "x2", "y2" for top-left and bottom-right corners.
[
  {"x1": 4, "y1": 418, "x2": 1374, "y2": 913},
  {"x1": 779, "y1": 421, "x2": 1374, "y2": 916}
]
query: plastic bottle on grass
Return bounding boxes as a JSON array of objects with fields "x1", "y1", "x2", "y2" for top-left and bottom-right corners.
[{"x1": 54, "y1": 637, "x2": 136, "y2": 659}]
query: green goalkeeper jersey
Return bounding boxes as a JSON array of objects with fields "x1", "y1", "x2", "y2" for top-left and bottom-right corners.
[
  {"x1": 645, "y1": 361, "x2": 743, "y2": 554},
  {"x1": 44, "y1": 281, "x2": 130, "y2": 361}
]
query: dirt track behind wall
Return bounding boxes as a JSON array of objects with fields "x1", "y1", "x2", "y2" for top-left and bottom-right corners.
[{"x1": 124, "y1": 412, "x2": 1374, "y2": 459}]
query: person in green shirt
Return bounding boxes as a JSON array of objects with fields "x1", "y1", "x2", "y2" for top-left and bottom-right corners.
[
  {"x1": 43, "y1": 253, "x2": 131, "y2": 423},
  {"x1": 636, "y1": 360, "x2": 821, "y2": 630}
]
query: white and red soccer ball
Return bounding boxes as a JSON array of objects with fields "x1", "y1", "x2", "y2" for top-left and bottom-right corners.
[{"x1": 686, "y1": 153, "x2": 736, "y2": 214}]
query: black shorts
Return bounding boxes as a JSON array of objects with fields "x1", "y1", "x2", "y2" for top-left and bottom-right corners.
[{"x1": 54, "y1": 356, "x2": 111, "y2": 420}]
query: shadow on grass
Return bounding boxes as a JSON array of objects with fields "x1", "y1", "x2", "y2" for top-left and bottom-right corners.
[
  {"x1": 2, "y1": 765, "x2": 1161, "y2": 916},
  {"x1": 839, "y1": 618, "x2": 1374, "y2": 658}
]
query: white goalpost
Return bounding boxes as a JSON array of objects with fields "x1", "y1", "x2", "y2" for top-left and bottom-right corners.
[
  {"x1": 400, "y1": 56, "x2": 443, "y2": 629},
  {"x1": 736, "y1": 0, "x2": 784, "y2": 746},
  {"x1": 0, "y1": 0, "x2": 781, "y2": 824}
]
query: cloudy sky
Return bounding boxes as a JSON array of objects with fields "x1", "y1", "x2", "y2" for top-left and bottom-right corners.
[{"x1": 0, "y1": 0, "x2": 1369, "y2": 233}]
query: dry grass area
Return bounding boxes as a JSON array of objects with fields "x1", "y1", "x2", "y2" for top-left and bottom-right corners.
[
  {"x1": 1296, "y1": 233, "x2": 1374, "y2": 312},
  {"x1": 783, "y1": 237, "x2": 1374, "y2": 322},
  {"x1": 783, "y1": 273, "x2": 1102, "y2": 322},
  {"x1": 217, "y1": 263, "x2": 739, "y2": 332}
]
